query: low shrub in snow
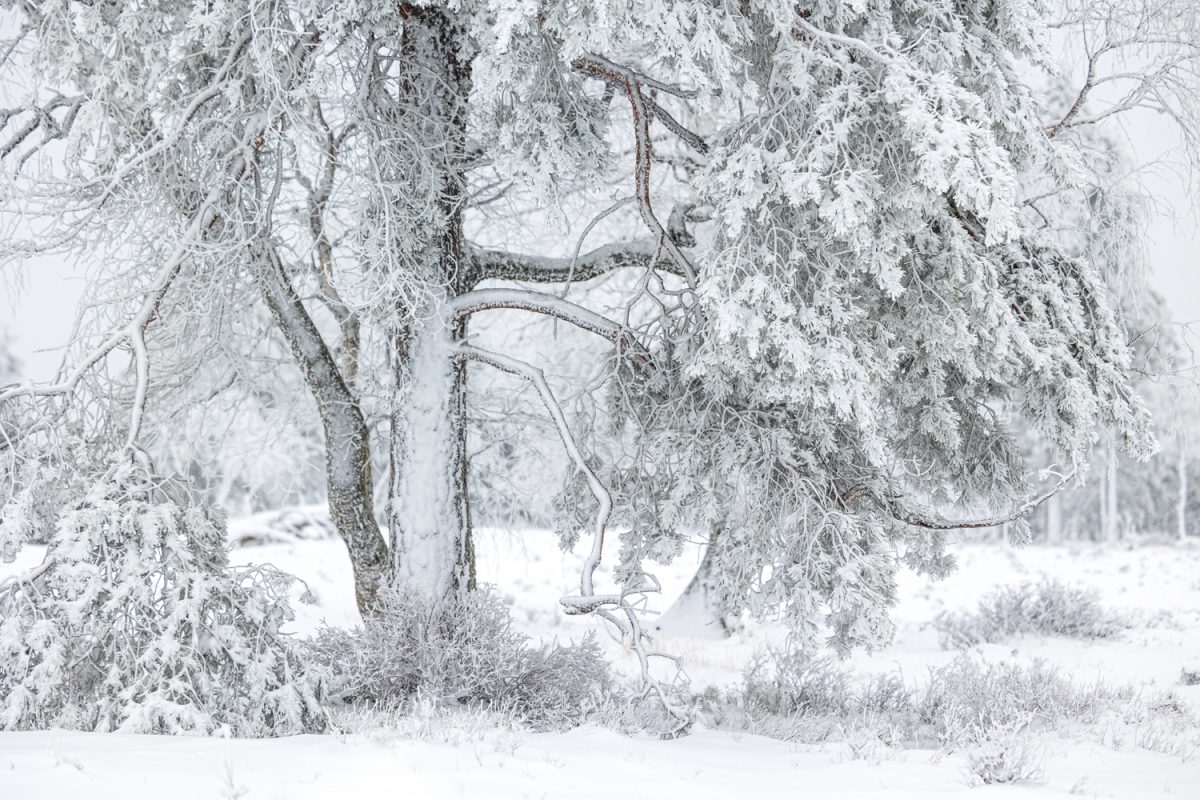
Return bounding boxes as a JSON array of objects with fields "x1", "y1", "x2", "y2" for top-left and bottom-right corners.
[
  {"x1": 0, "y1": 463, "x2": 324, "y2": 735},
  {"x1": 712, "y1": 647, "x2": 1135, "y2": 749},
  {"x1": 918, "y1": 655, "x2": 1121, "y2": 745},
  {"x1": 306, "y1": 586, "x2": 608, "y2": 731},
  {"x1": 1180, "y1": 666, "x2": 1200, "y2": 686},
  {"x1": 708, "y1": 646, "x2": 920, "y2": 744},
  {"x1": 933, "y1": 579, "x2": 1123, "y2": 649},
  {"x1": 965, "y1": 727, "x2": 1046, "y2": 785}
]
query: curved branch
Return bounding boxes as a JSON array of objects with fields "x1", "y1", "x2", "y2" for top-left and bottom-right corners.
[
  {"x1": 458, "y1": 344, "x2": 690, "y2": 734},
  {"x1": 457, "y1": 345, "x2": 610, "y2": 595},
  {"x1": 450, "y1": 287, "x2": 638, "y2": 347},
  {"x1": 865, "y1": 471, "x2": 1074, "y2": 531}
]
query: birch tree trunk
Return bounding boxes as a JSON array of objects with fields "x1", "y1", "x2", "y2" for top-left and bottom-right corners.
[
  {"x1": 257, "y1": 245, "x2": 390, "y2": 615},
  {"x1": 1179, "y1": 442, "x2": 1188, "y2": 542}
]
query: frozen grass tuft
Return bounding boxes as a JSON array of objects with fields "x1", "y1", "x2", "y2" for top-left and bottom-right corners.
[
  {"x1": 934, "y1": 579, "x2": 1124, "y2": 649},
  {"x1": 305, "y1": 586, "x2": 608, "y2": 731}
]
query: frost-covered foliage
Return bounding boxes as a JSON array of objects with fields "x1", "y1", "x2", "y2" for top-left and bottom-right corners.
[
  {"x1": 0, "y1": 463, "x2": 324, "y2": 735},
  {"x1": 306, "y1": 587, "x2": 607, "y2": 730},
  {"x1": 920, "y1": 656, "x2": 1119, "y2": 746},
  {"x1": 934, "y1": 580, "x2": 1123, "y2": 648},
  {"x1": 712, "y1": 648, "x2": 1136, "y2": 748},
  {"x1": 2, "y1": 0, "x2": 1195, "y2": 666}
]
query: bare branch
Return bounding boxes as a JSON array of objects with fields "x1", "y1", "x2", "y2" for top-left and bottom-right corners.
[{"x1": 573, "y1": 57, "x2": 699, "y2": 286}]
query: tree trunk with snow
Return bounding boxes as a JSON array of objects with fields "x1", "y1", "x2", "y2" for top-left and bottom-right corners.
[
  {"x1": 655, "y1": 525, "x2": 736, "y2": 639},
  {"x1": 386, "y1": 10, "x2": 475, "y2": 603},
  {"x1": 389, "y1": 299, "x2": 474, "y2": 601},
  {"x1": 257, "y1": 245, "x2": 390, "y2": 614}
]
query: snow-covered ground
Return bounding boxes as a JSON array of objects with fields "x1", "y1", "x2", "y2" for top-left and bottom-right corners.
[{"x1": 3, "y1": 528, "x2": 1200, "y2": 799}]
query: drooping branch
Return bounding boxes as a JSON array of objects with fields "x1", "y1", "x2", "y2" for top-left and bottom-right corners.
[{"x1": 862, "y1": 470, "x2": 1075, "y2": 531}]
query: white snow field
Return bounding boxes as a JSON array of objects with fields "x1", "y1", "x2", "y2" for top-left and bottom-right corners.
[{"x1": 3, "y1": 527, "x2": 1199, "y2": 799}]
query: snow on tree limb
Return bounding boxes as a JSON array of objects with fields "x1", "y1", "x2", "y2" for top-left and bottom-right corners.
[{"x1": 467, "y1": 238, "x2": 666, "y2": 283}]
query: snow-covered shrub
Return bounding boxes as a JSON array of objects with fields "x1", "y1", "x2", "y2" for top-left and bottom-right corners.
[
  {"x1": 0, "y1": 463, "x2": 325, "y2": 735},
  {"x1": 919, "y1": 656, "x2": 1120, "y2": 745},
  {"x1": 934, "y1": 580, "x2": 1122, "y2": 649},
  {"x1": 709, "y1": 647, "x2": 920, "y2": 743},
  {"x1": 306, "y1": 586, "x2": 607, "y2": 730},
  {"x1": 740, "y1": 648, "x2": 855, "y2": 718},
  {"x1": 965, "y1": 727, "x2": 1046, "y2": 785}
]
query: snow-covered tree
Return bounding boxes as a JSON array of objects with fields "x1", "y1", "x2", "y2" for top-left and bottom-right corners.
[
  {"x1": 0, "y1": 461, "x2": 325, "y2": 734},
  {"x1": 1, "y1": 1, "x2": 1196, "y2": 702}
]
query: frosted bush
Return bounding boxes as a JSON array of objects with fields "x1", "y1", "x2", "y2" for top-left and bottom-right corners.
[
  {"x1": 306, "y1": 586, "x2": 607, "y2": 731},
  {"x1": 0, "y1": 463, "x2": 325, "y2": 735},
  {"x1": 717, "y1": 649, "x2": 1141, "y2": 749},
  {"x1": 966, "y1": 728, "x2": 1046, "y2": 785},
  {"x1": 919, "y1": 655, "x2": 1121, "y2": 745},
  {"x1": 740, "y1": 648, "x2": 855, "y2": 718},
  {"x1": 934, "y1": 580, "x2": 1123, "y2": 649},
  {"x1": 708, "y1": 647, "x2": 920, "y2": 743}
]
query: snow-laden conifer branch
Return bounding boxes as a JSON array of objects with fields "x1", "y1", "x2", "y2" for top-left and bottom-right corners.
[{"x1": 860, "y1": 471, "x2": 1075, "y2": 531}]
